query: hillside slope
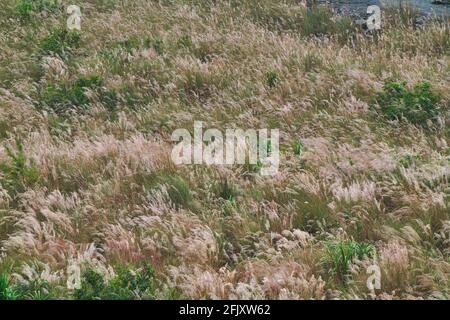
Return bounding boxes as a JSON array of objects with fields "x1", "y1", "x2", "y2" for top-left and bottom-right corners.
[{"x1": 0, "y1": 0, "x2": 449, "y2": 299}]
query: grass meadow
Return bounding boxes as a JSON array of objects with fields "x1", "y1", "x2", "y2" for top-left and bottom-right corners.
[{"x1": 0, "y1": 0, "x2": 449, "y2": 299}]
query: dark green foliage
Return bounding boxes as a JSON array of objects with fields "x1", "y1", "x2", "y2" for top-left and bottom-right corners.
[
  {"x1": 302, "y1": 6, "x2": 354, "y2": 37},
  {"x1": 0, "y1": 120, "x2": 10, "y2": 140},
  {"x1": 0, "y1": 140, "x2": 40, "y2": 195},
  {"x1": 0, "y1": 273, "x2": 17, "y2": 300},
  {"x1": 116, "y1": 36, "x2": 164, "y2": 55},
  {"x1": 15, "y1": 0, "x2": 33, "y2": 18},
  {"x1": 144, "y1": 38, "x2": 164, "y2": 55},
  {"x1": 73, "y1": 268, "x2": 106, "y2": 300},
  {"x1": 324, "y1": 240, "x2": 374, "y2": 280},
  {"x1": 74, "y1": 265, "x2": 156, "y2": 300},
  {"x1": 39, "y1": 75, "x2": 117, "y2": 113},
  {"x1": 106, "y1": 265, "x2": 156, "y2": 299},
  {"x1": 374, "y1": 80, "x2": 443, "y2": 126},
  {"x1": 15, "y1": 0, "x2": 62, "y2": 18},
  {"x1": 265, "y1": 70, "x2": 279, "y2": 88},
  {"x1": 37, "y1": 27, "x2": 81, "y2": 57},
  {"x1": 302, "y1": 5, "x2": 334, "y2": 36},
  {"x1": 117, "y1": 36, "x2": 141, "y2": 53},
  {"x1": 291, "y1": 189, "x2": 335, "y2": 233},
  {"x1": 215, "y1": 179, "x2": 240, "y2": 201},
  {"x1": 162, "y1": 175, "x2": 192, "y2": 208},
  {"x1": 13, "y1": 279, "x2": 54, "y2": 300},
  {"x1": 178, "y1": 35, "x2": 193, "y2": 49},
  {"x1": 70, "y1": 75, "x2": 103, "y2": 105},
  {"x1": 293, "y1": 138, "x2": 303, "y2": 156},
  {"x1": 399, "y1": 154, "x2": 419, "y2": 168}
]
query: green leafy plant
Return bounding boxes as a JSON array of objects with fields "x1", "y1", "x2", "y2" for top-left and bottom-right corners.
[
  {"x1": 15, "y1": 0, "x2": 33, "y2": 18},
  {"x1": 265, "y1": 70, "x2": 279, "y2": 88},
  {"x1": 374, "y1": 80, "x2": 443, "y2": 126},
  {"x1": 293, "y1": 139, "x2": 303, "y2": 156},
  {"x1": 39, "y1": 75, "x2": 117, "y2": 113},
  {"x1": 399, "y1": 154, "x2": 419, "y2": 168},
  {"x1": 73, "y1": 265, "x2": 156, "y2": 300},
  {"x1": 0, "y1": 140, "x2": 40, "y2": 194},
  {"x1": 73, "y1": 268, "x2": 106, "y2": 300},
  {"x1": 161, "y1": 175, "x2": 192, "y2": 209},
  {"x1": 37, "y1": 27, "x2": 81, "y2": 57},
  {"x1": 117, "y1": 36, "x2": 141, "y2": 53},
  {"x1": 15, "y1": 0, "x2": 62, "y2": 18},
  {"x1": 215, "y1": 179, "x2": 240, "y2": 202},
  {"x1": 144, "y1": 38, "x2": 164, "y2": 55},
  {"x1": 0, "y1": 273, "x2": 17, "y2": 300},
  {"x1": 13, "y1": 279, "x2": 53, "y2": 300},
  {"x1": 324, "y1": 240, "x2": 374, "y2": 281},
  {"x1": 177, "y1": 35, "x2": 193, "y2": 49},
  {"x1": 106, "y1": 265, "x2": 156, "y2": 300}
]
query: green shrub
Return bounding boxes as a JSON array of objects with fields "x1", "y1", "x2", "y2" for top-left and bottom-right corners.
[
  {"x1": 0, "y1": 273, "x2": 17, "y2": 300},
  {"x1": 302, "y1": 5, "x2": 334, "y2": 36},
  {"x1": 15, "y1": 0, "x2": 62, "y2": 18},
  {"x1": 38, "y1": 27, "x2": 81, "y2": 57},
  {"x1": 117, "y1": 36, "x2": 141, "y2": 53},
  {"x1": 144, "y1": 38, "x2": 164, "y2": 55},
  {"x1": 106, "y1": 265, "x2": 156, "y2": 300},
  {"x1": 324, "y1": 240, "x2": 374, "y2": 280},
  {"x1": 292, "y1": 138, "x2": 303, "y2": 156},
  {"x1": 265, "y1": 70, "x2": 279, "y2": 88},
  {"x1": 0, "y1": 140, "x2": 40, "y2": 195},
  {"x1": 73, "y1": 268, "x2": 106, "y2": 300},
  {"x1": 73, "y1": 265, "x2": 156, "y2": 300},
  {"x1": 15, "y1": 0, "x2": 33, "y2": 18},
  {"x1": 214, "y1": 179, "x2": 240, "y2": 202},
  {"x1": 13, "y1": 279, "x2": 54, "y2": 300},
  {"x1": 0, "y1": 120, "x2": 10, "y2": 140},
  {"x1": 399, "y1": 154, "x2": 419, "y2": 168},
  {"x1": 39, "y1": 75, "x2": 117, "y2": 113},
  {"x1": 291, "y1": 189, "x2": 334, "y2": 233},
  {"x1": 374, "y1": 80, "x2": 443, "y2": 126},
  {"x1": 162, "y1": 175, "x2": 192, "y2": 208},
  {"x1": 178, "y1": 35, "x2": 193, "y2": 49}
]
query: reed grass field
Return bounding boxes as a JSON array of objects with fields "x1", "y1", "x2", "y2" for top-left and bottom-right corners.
[{"x1": 0, "y1": 0, "x2": 449, "y2": 300}]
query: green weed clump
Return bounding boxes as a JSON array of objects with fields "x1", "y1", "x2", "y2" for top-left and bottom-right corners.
[
  {"x1": 162, "y1": 175, "x2": 192, "y2": 209},
  {"x1": 374, "y1": 80, "x2": 443, "y2": 126},
  {"x1": 13, "y1": 279, "x2": 54, "y2": 300},
  {"x1": 265, "y1": 70, "x2": 280, "y2": 88},
  {"x1": 0, "y1": 140, "x2": 40, "y2": 195},
  {"x1": 214, "y1": 179, "x2": 241, "y2": 202},
  {"x1": 292, "y1": 139, "x2": 303, "y2": 156},
  {"x1": 302, "y1": 6, "x2": 354, "y2": 37},
  {"x1": 0, "y1": 273, "x2": 17, "y2": 300},
  {"x1": 37, "y1": 27, "x2": 81, "y2": 57},
  {"x1": 15, "y1": 0, "x2": 62, "y2": 18},
  {"x1": 324, "y1": 240, "x2": 374, "y2": 281},
  {"x1": 74, "y1": 265, "x2": 157, "y2": 300},
  {"x1": 39, "y1": 75, "x2": 117, "y2": 113}
]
